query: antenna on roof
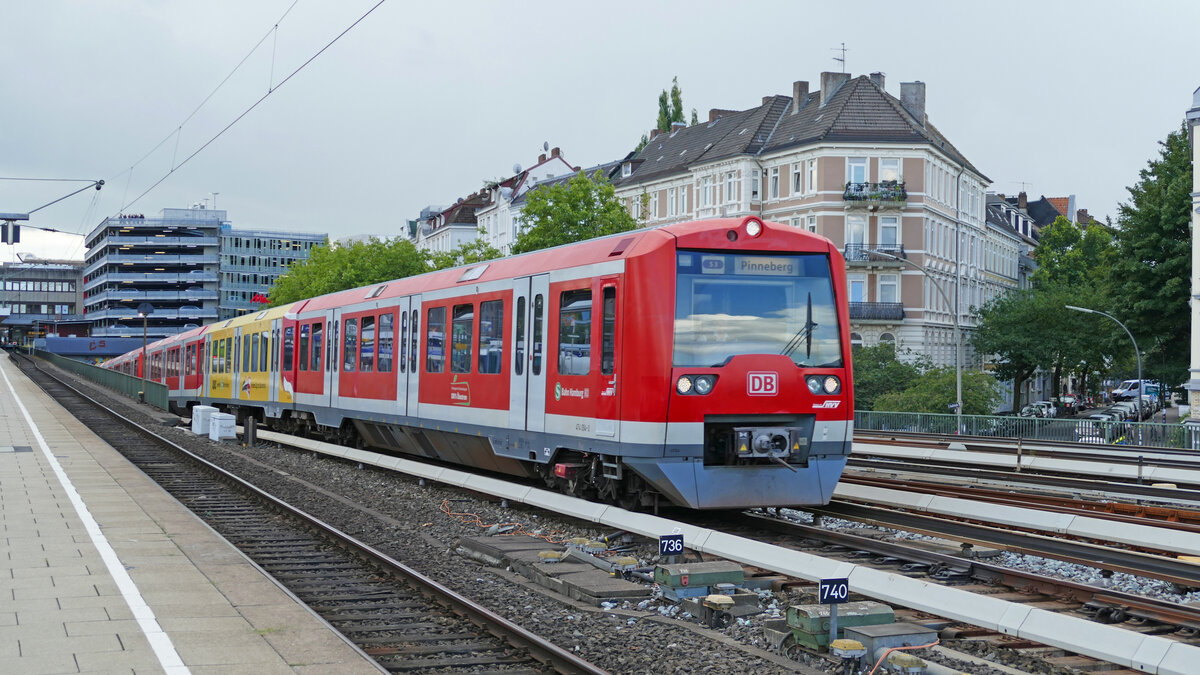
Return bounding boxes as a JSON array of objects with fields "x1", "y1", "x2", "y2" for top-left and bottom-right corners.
[
  {"x1": 831, "y1": 42, "x2": 847, "y2": 73},
  {"x1": 1013, "y1": 180, "x2": 1032, "y2": 192}
]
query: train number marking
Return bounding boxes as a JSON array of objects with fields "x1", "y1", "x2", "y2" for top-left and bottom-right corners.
[
  {"x1": 818, "y1": 578, "x2": 850, "y2": 604},
  {"x1": 747, "y1": 372, "x2": 778, "y2": 396},
  {"x1": 659, "y1": 533, "x2": 685, "y2": 557}
]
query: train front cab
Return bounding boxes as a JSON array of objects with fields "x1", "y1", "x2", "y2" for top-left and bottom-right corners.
[{"x1": 613, "y1": 217, "x2": 854, "y2": 509}]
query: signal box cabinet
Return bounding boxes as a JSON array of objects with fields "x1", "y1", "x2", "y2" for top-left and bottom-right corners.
[
  {"x1": 653, "y1": 561, "x2": 744, "y2": 589},
  {"x1": 787, "y1": 601, "x2": 894, "y2": 651}
]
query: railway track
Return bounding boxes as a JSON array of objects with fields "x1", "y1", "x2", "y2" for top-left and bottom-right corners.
[{"x1": 13, "y1": 354, "x2": 606, "y2": 675}]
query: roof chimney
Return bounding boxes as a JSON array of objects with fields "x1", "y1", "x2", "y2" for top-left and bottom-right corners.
[
  {"x1": 550, "y1": 146, "x2": 560, "y2": 158},
  {"x1": 538, "y1": 153, "x2": 546, "y2": 163},
  {"x1": 869, "y1": 72, "x2": 885, "y2": 90},
  {"x1": 1018, "y1": 191, "x2": 1028, "y2": 210},
  {"x1": 900, "y1": 81, "x2": 926, "y2": 127},
  {"x1": 820, "y1": 72, "x2": 851, "y2": 106},
  {"x1": 649, "y1": 129, "x2": 661, "y2": 140},
  {"x1": 762, "y1": 96, "x2": 773, "y2": 105},
  {"x1": 670, "y1": 121, "x2": 686, "y2": 132},
  {"x1": 791, "y1": 80, "x2": 809, "y2": 114},
  {"x1": 1076, "y1": 208, "x2": 1091, "y2": 223}
]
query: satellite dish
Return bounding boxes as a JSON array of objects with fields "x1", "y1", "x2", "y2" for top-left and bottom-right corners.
[
  {"x1": 513, "y1": 163, "x2": 522, "y2": 174},
  {"x1": 543, "y1": 141, "x2": 549, "y2": 152}
]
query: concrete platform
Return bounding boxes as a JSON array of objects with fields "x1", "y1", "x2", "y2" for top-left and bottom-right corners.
[{"x1": 0, "y1": 355, "x2": 382, "y2": 674}]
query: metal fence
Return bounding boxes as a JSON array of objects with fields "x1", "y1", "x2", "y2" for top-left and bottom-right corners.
[
  {"x1": 855, "y1": 410, "x2": 1200, "y2": 450},
  {"x1": 34, "y1": 350, "x2": 169, "y2": 411}
]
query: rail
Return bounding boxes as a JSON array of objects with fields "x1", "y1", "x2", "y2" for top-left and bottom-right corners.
[{"x1": 855, "y1": 410, "x2": 1197, "y2": 450}]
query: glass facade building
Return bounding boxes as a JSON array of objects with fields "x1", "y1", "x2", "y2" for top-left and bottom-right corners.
[{"x1": 218, "y1": 226, "x2": 325, "y2": 320}]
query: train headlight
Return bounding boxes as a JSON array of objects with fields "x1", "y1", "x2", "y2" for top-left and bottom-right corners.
[
  {"x1": 694, "y1": 375, "x2": 715, "y2": 395},
  {"x1": 745, "y1": 219, "x2": 762, "y2": 237},
  {"x1": 823, "y1": 376, "x2": 841, "y2": 394},
  {"x1": 806, "y1": 376, "x2": 823, "y2": 394},
  {"x1": 676, "y1": 376, "x2": 693, "y2": 395}
]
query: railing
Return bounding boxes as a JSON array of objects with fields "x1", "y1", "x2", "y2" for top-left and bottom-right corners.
[
  {"x1": 843, "y1": 181, "x2": 907, "y2": 203},
  {"x1": 856, "y1": 410, "x2": 1195, "y2": 449},
  {"x1": 844, "y1": 243, "x2": 905, "y2": 262},
  {"x1": 34, "y1": 350, "x2": 168, "y2": 411},
  {"x1": 848, "y1": 302, "x2": 905, "y2": 321}
]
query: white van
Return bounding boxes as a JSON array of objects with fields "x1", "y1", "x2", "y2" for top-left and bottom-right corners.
[{"x1": 1112, "y1": 380, "x2": 1158, "y2": 402}]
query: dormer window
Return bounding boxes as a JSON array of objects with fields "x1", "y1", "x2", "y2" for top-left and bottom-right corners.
[{"x1": 622, "y1": 163, "x2": 632, "y2": 177}]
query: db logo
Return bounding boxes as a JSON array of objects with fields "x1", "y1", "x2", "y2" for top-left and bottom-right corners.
[{"x1": 748, "y1": 372, "x2": 778, "y2": 396}]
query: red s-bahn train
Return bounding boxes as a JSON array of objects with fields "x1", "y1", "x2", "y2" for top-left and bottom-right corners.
[{"x1": 103, "y1": 216, "x2": 854, "y2": 509}]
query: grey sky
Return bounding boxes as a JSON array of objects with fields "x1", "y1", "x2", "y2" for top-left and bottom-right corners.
[{"x1": 2, "y1": 1, "x2": 1196, "y2": 261}]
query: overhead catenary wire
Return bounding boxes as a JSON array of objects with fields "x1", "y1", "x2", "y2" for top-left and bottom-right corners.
[{"x1": 116, "y1": 0, "x2": 388, "y2": 216}]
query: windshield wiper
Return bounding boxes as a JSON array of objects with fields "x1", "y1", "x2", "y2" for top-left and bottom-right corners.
[{"x1": 780, "y1": 293, "x2": 817, "y2": 360}]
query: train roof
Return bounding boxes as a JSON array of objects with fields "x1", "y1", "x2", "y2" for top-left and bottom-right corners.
[{"x1": 207, "y1": 303, "x2": 302, "y2": 332}]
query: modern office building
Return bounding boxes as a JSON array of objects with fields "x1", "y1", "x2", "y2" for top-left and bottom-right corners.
[
  {"x1": 82, "y1": 207, "x2": 222, "y2": 339},
  {"x1": 0, "y1": 260, "x2": 86, "y2": 342},
  {"x1": 218, "y1": 226, "x2": 325, "y2": 319}
]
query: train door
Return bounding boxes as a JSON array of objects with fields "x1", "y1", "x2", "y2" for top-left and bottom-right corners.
[
  {"x1": 509, "y1": 274, "x2": 548, "y2": 432},
  {"x1": 232, "y1": 326, "x2": 243, "y2": 398},
  {"x1": 394, "y1": 296, "x2": 414, "y2": 417},
  {"x1": 328, "y1": 308, "x2": 342, "y2": 406},
  {"x1": 269, "y1": 319, "x2": 281, "y2": 404},
  {"x1": 594, "y1": 279, "x2": 620, "y2": 440}
]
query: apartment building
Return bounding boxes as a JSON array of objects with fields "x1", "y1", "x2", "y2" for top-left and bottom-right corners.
[
  {"x1": 613, "y1": 72, "x2": 992, "y2": 367},
  {"x1": 415, "y1": 148, "x2": 578, "y2": 255},
  {"x1": 82, "y1": 207, "x2": 221, "y2": 339},
  {"x1": 0, "y1": 260, "x2": 86, "y2": 341},
  {"x1": 218, "y1": 226, "x2": 325, "y2": 319}
]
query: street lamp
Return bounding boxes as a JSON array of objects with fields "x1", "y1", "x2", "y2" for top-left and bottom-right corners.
[
  {"x1": 1065, "y1": 305, "x2": 1142, "y2": 439},
  {"x1": 866, "y1": 248, "x2": 962, "y2": 425},
  {"x1": 137, "y1": 302, "x2": 153, "y2": 403}
]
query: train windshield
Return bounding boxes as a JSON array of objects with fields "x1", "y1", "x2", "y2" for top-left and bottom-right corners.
[{"x1": 673, "y1": 251, "x2": 843, "y2": 368}]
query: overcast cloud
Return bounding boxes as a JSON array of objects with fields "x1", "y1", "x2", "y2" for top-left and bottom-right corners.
[{"x1": 2, "y1": 0, "x2": 1196, "y2": 261}]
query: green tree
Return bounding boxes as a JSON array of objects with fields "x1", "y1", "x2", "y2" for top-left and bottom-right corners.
[
  {"x1": 637, "y1": 76, "x2": 690, "y2": 151},
  {"x1": 873, "y1": 367, "x2": 1001, "y2": 415},
  {"x1": 852, "y1": 343, "x2": 928, "y2": 411},
  {"x1": 511, "y1": 170, "x2": 638, "y2": 254},
  {"x1": 970, "y1": 290, "x2": 1053, "y2": 410},
  {"x1": 429, "y1": 237, "x2": 502, "y2": 270},
  {"x1": 269, "y1": 237, "x2": 429, "y2": 305},
  {"x1": 1109, "y1": 122, "x2": 1193, "y2": 388}
]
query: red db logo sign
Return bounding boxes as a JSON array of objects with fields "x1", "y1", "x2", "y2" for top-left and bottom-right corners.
[{"x1": 748, "y1": 372, "x2": 778, "y2": 396}]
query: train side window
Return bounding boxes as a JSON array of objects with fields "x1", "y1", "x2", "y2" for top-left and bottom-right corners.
[
  {"x1": 514, "y1": 297, "x2": 526, "y2": 376},
  {"x1": 450, "y1": 304, "x2": 473, "y2": 374},
  {"x1": 264, "y1": 331, "x2": 272, "y2": 372},
  {"x1": 312, "y1": 322, "x2": 323, "y2": 371},
  {"x1": 378, "y1": 313, "x2": 393, "y2": 373},
  {"x1": 532, "y1": 294, "x2": 543, "y2": 376},
  {"x1": 242, "y1": 335, "x2": 251, "y2": 372},
  {"x1": 299, "y1": 324, "x2": 310, "y2": 371},
  {"x1": 399, "y1": 311, "x2": 408, "y2": 374},
  {"x1": 478, "y1": 300, "x2": 503, "y2": 374},
  {"x1": 360, "y1": 316, "x2": 375, "y2": 373},
  {"x1": 198, "y1": 342, "x2": 205, "y2": 377},
  {"x1": 425, "y1": 307, "x2": 445, "y2": 373},
  {"x1": 410, "y1": 310, "x2": 418, "y2": 373},
  {"x1": 558, "y1": 289, "x2": 592, "y2": 376},
  {"x1": 226, "y1": 337, "x2": 233, "y2": 374},
  {"x1": 343, "y1": 318, "x2": 358, "y2": 372},
  {"x1": 601, "y1": 286, "x2": 616, "y2": 375},
  {"x1": 283, "y1": 327, "x2": 294, "y2": 371},
  {"x1": 251, "y1": 333, "x2": 260, "y2": 372},
  {"x1": 186, "y1": 344, "x2": 195, "y2": 376}
]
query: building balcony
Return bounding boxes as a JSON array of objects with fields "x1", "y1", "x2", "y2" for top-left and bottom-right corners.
[
  {"x1": 843, "y1": 243, "x2": 906, "y2": 265},
  {"x1": 848, "y1": 302, "x2": 905, "y2": 322},
  {"x1": 842, "y1": 181, "x2": 907, "y2": 210}
]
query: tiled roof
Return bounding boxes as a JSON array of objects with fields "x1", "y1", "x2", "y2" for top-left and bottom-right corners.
[
  {"x1": 616, "y1": 75, "x2": 985, "y2": 187},
  {"x1": 511, "y1": 160, "x2": 624, "y2": 206}
]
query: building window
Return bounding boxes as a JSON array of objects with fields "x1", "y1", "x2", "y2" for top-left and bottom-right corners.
[
  {"x1": 880, "y1": 216, "x2": 899, "y2": 248},
  {"x1": 807, "y1": 215, "x2": 817, "y2": 232},
  {"x1": 724, "y1": 172, "x2": 736, "y2": 204},
  {"x1": 879, "y1": 274, "x2": 898, "y2": 304},
  {"x1": 880, "y1": 158, "x2": 901, "y2": 183},
  {"x1": 793, "y1": 163, "x2": 803, "y2": 194},
  {"x1": 849, "y1": 275, "x2": 866, "y2": 303},
  {"x1": 850, "y1": 332, "x2": 863, "y2": 348},
  {"x1": 667, "y1": 188, "x2": 676, "y2": 216},
  {"x1": 879, "y1": 332, "x2": 895, "y2": 344},
  {"x1": 701, "y1": 176, "x2": 712, "y2": 207},
  {"x1": 769, "y1": 167, "x2": 779, "y2": 200},
  {"x1": 847, "y1": 157, "x2": 867, "y2": 184},
  {"x1": 751, "y1": 170, "x2": 760, "y2": 200},
  {"x1": 649, "y1": 192, "x2": 659, "y2": 219},
  {"x1": 807, "y1": 159, "x2": 818, "y2": 194},
  {"x1": 677, "y1": 186, "x2": 688, "y2": 214}
]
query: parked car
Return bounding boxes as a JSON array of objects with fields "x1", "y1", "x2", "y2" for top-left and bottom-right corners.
[
  {"x1": 1018, "y1": 405, "x2": 1043, "y2": 418},
  {"x1": 1076, "y1": 413, "x2": 1124, "y2": 443},
  {"x1": 1060, "y1": 395, "x2": 1079, "y2": 415},
  {"x1": 1113, "y1": 379, "x2": 1161, "y2": 402},
  {"x1": 1108, "y1": 402, "x2": 1139, "y2": 421},
  {"x1": 1033, "y1": 401, "x2": 1057, "y2": 418}
]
